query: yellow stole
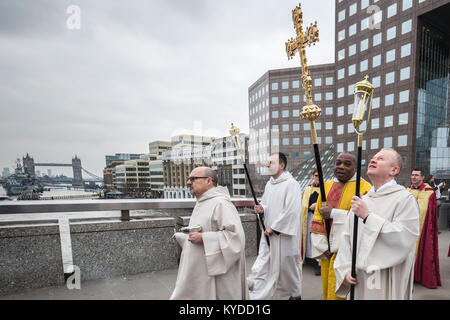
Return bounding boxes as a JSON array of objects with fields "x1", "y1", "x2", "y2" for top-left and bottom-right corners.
[
  {"x1": 301, "y1": 184, "x2": 320, "y2": 259},
  {"x1": 407, "y1": 183, "x2": 434, "y2": 256},
  {"x1": 310, "y1": 179, "x2": 372, "y2": 235}
]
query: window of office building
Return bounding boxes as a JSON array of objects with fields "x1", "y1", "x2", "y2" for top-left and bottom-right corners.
[
  {"x1": 360, "y1": 59, "x2": 368, "y2": 72},
  {"x1": 293, "y1": 123, "x2": 300, "y2": 131},
  {"x1": 349, "y1": 3, "x2": 357, "y2": 16},
  {"x1": 272, "y1": 138, "x2": 279, "y2": 146},
  {"x1": 282, "y1": 110, "x2": 289, "y2": 117},
  {"x1": 386, "y1": 26, "x2": 396, "y2": 41},
  {"x1": 373, "y1": 32, "x2": 382, "y2": 46},
  {"x1": 402, "y1": 0, "x2": 412, "y2": 11},
  {"x1": 272, "y1": 124, "x2": 279, "y2": 131},
  {"x1": 337, "y1": 124, "x2": 344, "y2": 135},
  {"x1": 398, "y1": 135, "x2": 407, "y2": 147},
  {"x1": 338, "y1": 106, "x2": 345, "y2": 116},
  {"x1": 326, "y1": 77, "x2": 333, "y2": 85},
  {"x1": 371, "y1": 138, "x2": 379, "y2": 149},
  {"x1": 304, "y1": 122, "x2": 310, "y2": 131},
  {"x1": 272, "y1": 111, "x2": 279, "y2": 118},
  {"x1": 384, "y1": 137, "x2": 393, "y2": 148},
  {"x1": 292, "y1": 95, "x2": 300, "y2": 103},
  {"x1": 387, "y1": 3, "x2": 397, "y2": 18},
  {"x1": 372, "y1": 97, "x2": 380, "y2": 109},
  {"x1": 282, "y1": 81, "x2": 289, "y2": 89},
  {"x1": 386, "y1": 49, "x2": 396, "y2": 63},
  {"x1": 292, "y1": 80, "x2": 300, "y2": 88},
  {"x1": 338, "y1": 29, "x2": 346, "y2": 41},
  {"x1": 385, "y1": 93, "x2": 394, "y2": 106},
  {"x1": 384, "y1": 115, "x2": 394, "y2": 127},
  {"x1": 338, "y1": 9, "x2": 346, "y2": 22},
  {"x1": 338, "y1": 87, "x2": 345, "y2": 98},
  {"x1": 348, "y1": 123, "x2": 354, "y2": 133},
  {"x1": 314, "y1": 93, "x2": 322, "y2": 101},
  {"x1": 293, "y1": 152, "x2": 300, "y2": 159},
  {"x1": 282, "y1": 138, "x2": 289, "y2": 146},
  {"x1": 349, "y1": 23, "x2": 357, "y2": 37},
  {"x1": 282, "y1": 96, "x2": 289, "y2": 104},
  {"x1": 371, "y1": 118, "x2": 379, "y2": 129},
  {"x1": 348, "y1": 141, "x2": 355, "y2": 152},
  {"x1": 337, "y1": 143, "x2": 344, "y2": 153},
  {"x1": 304, "y1": 137, "x2": 311, "y2": 145},
  {"x1": 349, "y1": 44, "x2": 356, "y2": 56},
  {"x1": 314, "y1": 78, "x2": 322, "y2": 86},
  {"x1": 271, "y1": 82, "x2": 278, "y2": 90},
  {"x1": 326, "y1": 136, "x2": 333, "y2": 144},
  {"x1": 385, "y1": 71, "x2": 395, "y2": 85},
  {"x1": 348, "y1": 64, "x2": 356, "y2": 76},
  {"x1": 360, "y1": 38, "x2": 368, "y2": 51},
  {"x1": 272, "y1": 96, "x2": 278, "y2": 104},
  {"x1": 401, "y1": 43, "x2": 411, "y2": 57},
  {"x1": 293, "y1": 109, "x2": 300, "y2": 117},
  {"x1": 400, "y1": 66, "x2": 410, "y2": 80},
  {"x1": 373, "y1": 54, "x2": 381, "y2": 67},
  {"x1": 348, "y1": 84, "x2": 354, "y2": 96},
  {"x1": 348, "y1": 103, "x2": 354, "y2": 115},
  {"x1": 372, "y1": 76, "x2": 381, "y2": 88},
  {"x1": 399, "y1": 113, "x2": 408, "y2": 125},
  {"x1": 326, "y1": 92, "x2": 333, "y2": 100},
  {"x1": 338, "y1": 48, "x2": 345, "y2": 60},
  {"x1": 399, "y1": 90, "x2": 409, "y2": 103},
  {"x1": 402, "y1": 19, "x2": 412, "y2": 34},
  {"x1": 304, "y1": 151, "x2": 311, "y2": 158},
  {"x1": 326, "y1": 107, "x2": 333, "y2": 115},
  {"x1": 282, "y1": 124, "x2": 289, "y2": 132},
  {"x1": 361, "y1": 0, "x2": 369, "y2": 9},
  {"x1": 326, "y1": 122, "x2": 333, "y2": 130},
  {"x1": 361, "y1": 17, "x2": 369, "y2": 31},
  {"x1": 338, "y1": 68, "x2": 345, "y2": 80},
  {"x1": 293, "y1": 138, "x2": 300, "y2": 145},
  {"x1": 316, "y1": 122, "x2": 322, "y2": 130}
]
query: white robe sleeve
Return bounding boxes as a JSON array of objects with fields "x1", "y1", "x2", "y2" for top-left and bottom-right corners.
[
  {"x1": 357, "y1": 199, "x2": 420, "y2": 271},
  {"x1": 271, "y1": 181, "x2": 302, "y2": 236},
  {"x1": 330, "y1": 209, "x2": 349, "y2": 253},
  {"x1": 201, "y1": 202, "x2": 244, "y2": 277}
]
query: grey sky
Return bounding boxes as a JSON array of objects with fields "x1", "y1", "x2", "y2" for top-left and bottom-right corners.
[{"x1": 0, "y1": 0, "x2": 335, "y2": 176}]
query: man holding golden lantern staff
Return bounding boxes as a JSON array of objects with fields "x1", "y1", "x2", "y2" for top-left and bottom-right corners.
[{"x1": 334, "y1": 76, "x2": 420, "y2": 300}]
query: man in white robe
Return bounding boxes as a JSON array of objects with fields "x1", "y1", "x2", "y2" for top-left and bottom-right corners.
[
  {"x1": 248, "y1": 152, "x2": 303, "y2": 300},
  {"x1": 170, "y1": 167, "x2": 248, "y2": 300},
  {"x1": 334, "y1": 148, "x2": 420, "y2": 299}
]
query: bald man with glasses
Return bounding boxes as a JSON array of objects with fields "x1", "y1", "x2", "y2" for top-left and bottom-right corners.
[{"x1": 170, "y1": 167, "x2": 249, "y2": 300}]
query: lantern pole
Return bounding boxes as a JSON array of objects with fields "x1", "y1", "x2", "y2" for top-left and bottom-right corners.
[{"x1": 350, "y1": 75, "x2": 374, "y2": 300}]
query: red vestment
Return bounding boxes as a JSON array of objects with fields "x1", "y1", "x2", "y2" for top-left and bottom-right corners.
[{"x1": 408, "y1": 183, "x2": 441, "y2": 289}]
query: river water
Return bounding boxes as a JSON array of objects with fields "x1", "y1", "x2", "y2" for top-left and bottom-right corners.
[{"x1": 0, "y1": 186, "x2": 192, "y2": 223}]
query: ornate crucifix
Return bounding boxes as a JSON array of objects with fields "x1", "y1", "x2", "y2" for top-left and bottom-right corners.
[{"x1": 285, "y1": 3, "x2": 330, "y2": 251}]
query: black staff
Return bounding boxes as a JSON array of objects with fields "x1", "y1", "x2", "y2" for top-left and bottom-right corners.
[
  {"x1": 350, "y1": 76, "x2": 374, "y2": 300},
  {"x1": 229, "y1": 124, "x2": 270, "y2": 247}
]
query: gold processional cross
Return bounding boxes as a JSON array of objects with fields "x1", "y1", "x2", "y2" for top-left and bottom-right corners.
[{"x1": 285, "y1": 3, "x2": 321, "y2": 144}]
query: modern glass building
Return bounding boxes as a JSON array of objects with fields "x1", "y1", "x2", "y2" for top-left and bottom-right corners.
[{"x1": 249, "y1": 0, "x2": 450, "y2": 187}]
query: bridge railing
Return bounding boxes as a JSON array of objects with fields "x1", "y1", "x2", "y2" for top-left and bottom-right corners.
[{"x1": 0, "y1": 198, "x2": 256, "y2": 221}]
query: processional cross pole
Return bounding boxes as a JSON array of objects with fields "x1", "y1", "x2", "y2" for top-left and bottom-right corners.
[{"x1": 285, "y1": 3, "x2": 330, "y2": 251}]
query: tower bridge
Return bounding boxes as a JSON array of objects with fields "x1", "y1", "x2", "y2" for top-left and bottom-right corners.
[{"x1": 22, "y1": 154, "x2": 102, "y2": 187}]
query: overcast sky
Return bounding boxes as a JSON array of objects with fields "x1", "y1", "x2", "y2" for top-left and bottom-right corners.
[{"x1": 0, "y1": 0, "x2": 335, "y2": 177}]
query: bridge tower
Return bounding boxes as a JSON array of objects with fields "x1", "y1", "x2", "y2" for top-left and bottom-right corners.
[
  {"x1": 72, "y1": 155, "x2": 83, "y2": 187},
  {"x1": 22, "y1": 153, "x2": 35, "y2": 176}
]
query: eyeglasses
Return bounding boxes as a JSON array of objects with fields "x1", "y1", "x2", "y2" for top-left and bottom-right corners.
[{"x1": 187, "y1": 176, "x2": 209, "y2": 182}]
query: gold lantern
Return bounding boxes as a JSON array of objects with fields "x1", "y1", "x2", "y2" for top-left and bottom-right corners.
[{"x1": 352, "y1": 75, "x2": 374, "y2": 146}]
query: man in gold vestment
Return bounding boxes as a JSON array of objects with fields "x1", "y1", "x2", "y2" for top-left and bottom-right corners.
[{"x1": 310, "y1": 153, "x2": 371, "y2": 300}]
